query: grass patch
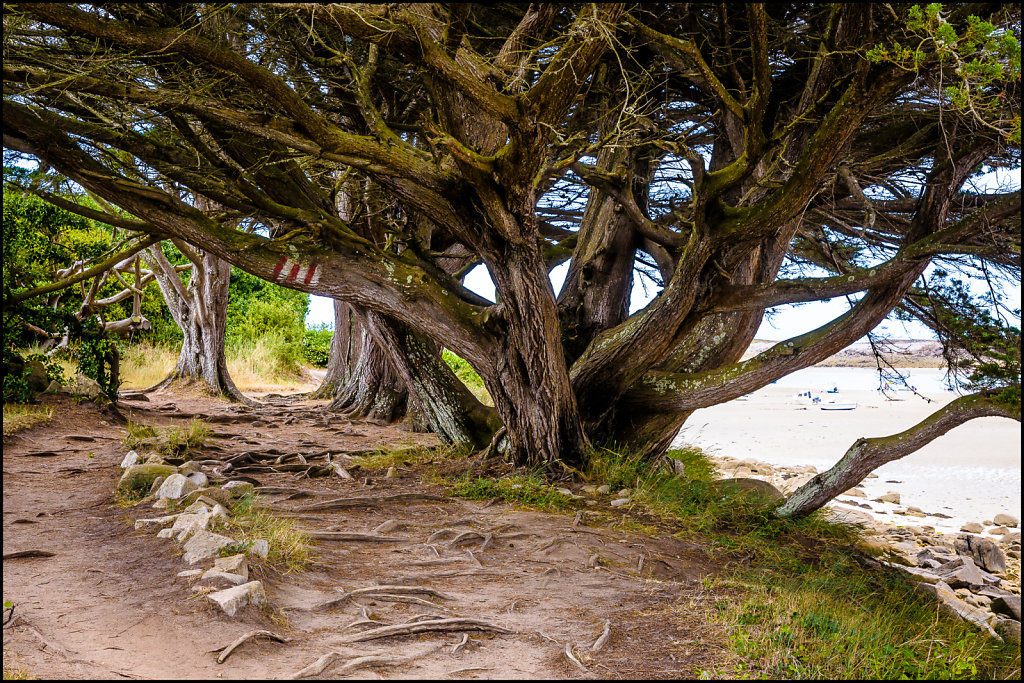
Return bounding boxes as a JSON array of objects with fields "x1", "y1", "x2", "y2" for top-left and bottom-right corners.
[
  {"x1": 215, "y1": 493, "x2": 314, "y2": 573},
  {"x1": 124, "y1": 416, "x2": 210, "y2": 458},
  {"x1": 449, "y1": 471, "x2": 576, "y2": 512},
  {"x1": 351, "y1": 444, "x2": 470, "y2": 471},
  {"x1": 2, "y1": 651, "x2": 34, "y2": 681},
  {"x1": 2, "y1": 404, "x2": 53, "y2": 436},
  {"x1": 442, "y1": 349, "x2": 492, "y2": 406},
  {"x1": 583, "y1": 446, "x2": 1020, "y2": 679}
]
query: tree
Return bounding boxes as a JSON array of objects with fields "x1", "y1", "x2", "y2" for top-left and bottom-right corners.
[{"x1": 4, "y1": 4, "x2": 1020, "y2": 494}]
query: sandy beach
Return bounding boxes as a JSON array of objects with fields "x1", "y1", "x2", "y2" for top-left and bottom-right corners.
[{"x1": 672, "y1": 367, "x2": 1021, "y2": 534}]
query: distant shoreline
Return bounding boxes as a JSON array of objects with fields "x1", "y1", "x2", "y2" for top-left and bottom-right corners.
[{"x1": 746, "y1": 339, "x2": 947, "y2": 369}]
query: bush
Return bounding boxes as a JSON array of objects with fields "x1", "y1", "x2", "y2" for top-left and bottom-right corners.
[{"x1": 302, "y1": 326, "x2": 332, "y2": 367}]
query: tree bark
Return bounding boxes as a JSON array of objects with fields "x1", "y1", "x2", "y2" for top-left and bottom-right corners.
[
  {"x1": 776, "y1": 391, "x2": 1020, "y2": 518},
  {"x1": 309, "y1": 299, "x2": 363, "y2": 399}
]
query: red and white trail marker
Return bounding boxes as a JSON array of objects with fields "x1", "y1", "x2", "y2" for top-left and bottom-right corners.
[{"x1": 273, "y1": 256, "x2": 320, "y2": 286}]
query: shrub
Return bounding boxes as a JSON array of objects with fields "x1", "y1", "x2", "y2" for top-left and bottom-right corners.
[{"x1": 302, "y1": 326, "x2": 332, "y2": 367}]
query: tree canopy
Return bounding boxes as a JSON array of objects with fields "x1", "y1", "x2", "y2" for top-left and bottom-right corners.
[{"x1": 3, "y1": 3, "x2": 1020, "y2": 478}]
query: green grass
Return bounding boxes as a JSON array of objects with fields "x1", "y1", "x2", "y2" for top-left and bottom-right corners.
[
  {"x1": 2, "y1": 404, "x2": 53, "y2": 436},
  {"x1": 351, "y1": 443, "x2": 471, "y2": 471},
  {"x1": 442, "y1": 349, "x2": 492, "y2": 405},
  {"x1": 123, "y1": 416, "x2": 210, "y2": 458},
  {"x1": 582, "y1": 446, "x2": 1021, "y2": 679},
  {"x1": 448, "y1": 471, "x2": 576, "y2": 511},
  {"x1": 214, "y1": 493, "x2": 314, "y2": 573}
]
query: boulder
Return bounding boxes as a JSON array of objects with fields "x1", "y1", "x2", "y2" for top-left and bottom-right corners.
[
  {"x1": 893, "y1": 564, "x2": 941, "y2": 584},
  {"x1": 214, "y1": 554, "x2": 248, "y2": 581},
  {"x1": 144, "y1": 454, "x2": 168, "y2": 465},
  {"x1": 986, "y1": 526, "x2": 1009, "y2": 536},
  {"x1": 181, "y1": 501, "x2": 211, "y2": 515},
  {"x1": 156, "y1": 528, "x2": 175, "y2": 539},
  {"x1": 961, "y1": 522, "x2": 984, "y2": 533},
  {"x1": 73, "y1": 373, "x2": 103, "y2": 399},
  {"x1": 994, "y1": 618, "x2": 1021, "y2": 644},
  {"x1": 610, "y1": 498, "x2": 631, "y2": 507},
  {"x1": 877, "y1": 491, "x2": 900, "y2": 504},
  {"x1": 182, "y1": 530, "x2": 237, "y2": 564},
  {"x1": 222, "y1": 481, "x2": 255, "y2": 498},
  {"x1": 118, "y1": 464, "x2": 177, "y2": 493},
  {"x1": 172, "y1": 512, "x2": 212, "y2": 541},
  {"x1": 823, "y1": 506, "x2": 874, "y2": 525},
  {"x1": 25, "y1": 359, "x2": 49, "y2": 392},
  {"x1": 186, "y1": 471, "x2": 209, "y2": 488},
  {"x1": 711, "y1": 478, "x2": 784, "y2": 505},
  {"x1": 991, "y1": 595, "x2": 1022, "y2": 622},
  {"x1": 917, "y1": 581, "x2": 997, "y2": 637},
  {"x1": 993, "y1": 513, "x2": 1019, "y2": 528},
  {"x1": 198, "y1": 570, "x2": 248, "y2": 587},
  {"x1": 181, "y1": 487, "x2": 233, "y2": 507},
  {"x1": 134, "y1": 515, "x2": 179, "y2": 531},
  {"x1": 155, "y1": 473, "x2": 200, "y2": 501},
  {"x1": 1001, "y1": 531, "x2": 1021, "y2": 546},
  {"x1": 933, "y1": 556, "x2": 986, "y2": 588},
  {"x1": 207, "y1": 581, "x2": 266, "y2": 617},
  {"x1": 844, "y1": 488, "x2": 867, "y2": 498},
  {"x1": 120, "y1": 450, "x2": 142, "y2": 469},
  {"x1": 955, "y1": 533, "x2": 1007, "y2": 574}
]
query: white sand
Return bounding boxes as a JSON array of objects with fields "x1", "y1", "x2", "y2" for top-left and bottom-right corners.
[{"x1": 672, "y1": 367, "x2": 1021, "y2": 534}]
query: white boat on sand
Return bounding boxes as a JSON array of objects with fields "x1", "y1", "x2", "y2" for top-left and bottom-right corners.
[{"x1": 820, "y1": 394, "x2": 857, "y2": 410}]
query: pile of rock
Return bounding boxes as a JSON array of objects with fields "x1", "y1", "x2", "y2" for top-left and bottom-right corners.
[{"x1": 117, "y1": 451, "x2": 269, "y2": 618}]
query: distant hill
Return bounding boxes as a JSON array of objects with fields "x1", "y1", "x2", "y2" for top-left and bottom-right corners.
[{"x1": 743, "y1": 339, "x2": 946, "y2": 368}]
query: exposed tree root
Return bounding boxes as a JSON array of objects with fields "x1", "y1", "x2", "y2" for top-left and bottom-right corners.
[
  {"x1": 290, "y1": 648, "x2": 435, "y2": 680},
  {"x1": 451, "y1": 633, "x2": 469, "y2": 654},
  {"x1": 315, "y1": 585, "x2": 454, "y2": 611},
  {"x1": 449, "y1": 531, "x2": 485, "y2": 547},
  {"x1": 341, "y1": 617, "x2": 512, "y2": 643},
  {"x1": 3, "y1": 550, "x2": 56, "y2": 560},
  {"x1": 213, "y1": 630, "x2": 289, "y2": 664},
  {"x1": 296, "y1": 493, "x2": 443, "y2": 512},
  {"x1": 591, "y1": 620, "x2": 611, "y2": 652},
  {"x1": 306, "y1": 531, "x2": 407, "y2": 542},
  {"x1": 366, "y1": 594, "x2": 451, "y2": 610},
  {"x1": 563, "y1": 642, "x2": 588, "y2": 672},
  {"x1": 464, "y1": 550, "x2": 483, "y2": 568},
  {"x1": 427, "y1": 528, "x2": 457, "y2": 543},
  {"x1": 479, "y1": 533, "x2": 494, "y2": 552},
  {"x1": 372, "y1": 519, "x2": 401, "y2": 535}
]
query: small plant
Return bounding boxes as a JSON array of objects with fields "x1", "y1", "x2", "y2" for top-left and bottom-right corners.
[
  {"x1": 219, "y1": 494, "x2": 314, "y2": 573},
  {"x1": 352, "y1": 444, "x2": 469, "y2": 471},
  {"x1": 449, "y1": 472, "x2": 575, "y2": 511},
  {"x1": 2, "y1": 404, "x2": 53, "y2": 436},
  {"x1": 123, "y1": 417, "x2": 209, "y2": 458}
]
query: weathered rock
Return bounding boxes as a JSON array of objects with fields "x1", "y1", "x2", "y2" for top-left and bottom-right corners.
[
  {"x1": 199, "y1": 570, "x2": 248, "y2": 587},
  {"x1": 156, "y1": 528, "x2": 175, "y2": 539},
  {"x1": 207, "y1": 581, "x2": 266, "y2": 617},
  {"x1": 610, "y1": 498, "x2": 631, "y2": 507},
  {"x1": 991, "y1": 595, "x2": 1022, "y2": 621},
  {"x1": 596, "y1": 484, "x2": 610, "y2": 494},
  {"x1": 155, "y1": 473, "x2": 200, "y2": 501},
  {"x1": 905, "y1": 506, "x2": 927, "y2": 518},
  {"x1": 73, "y1": 373, "x2": 103, "y2": 399},
  {"x1": 176, "y1": 461, "x2": 199, "y2": 476},
  {"x1": 933, "y1": 556, "x2": 986, "y2": 588},
  {"x1": 186, "y1": 471, "x2": 209, "y2": 488},
  {"x1": 893, "y1": 564, "x2": 941, "y2": 584},
  {"x1": 182, "y1": 501, "x2": 211, "y2": 515},
  {"x1": 222, "y1": 480, "x2": 255, "y2": 498},
  {"x1": 711, "y1": 478, "x2": 785, "y2": 505},
  {"x1": 1001, "y1": 531, "x2": 1021, "y2": 546},
  {"x1": 25, "y1": 360, "x2": 49, "y2": 392},
  {"x1": 44, "y1": 380, "x2": 63, "y2": 394},
  {"x1": 955, "y1": 533, "x2": 1007, "y2": 574},
  {"x1": 177, "y1": 569, "x2": 203, "y2": 579},
  {"x1": 250, "y1": 539, "x2": 269, "y2": 559},
  {"x1": 214, "y1": 554, "x2": 248, "y2": 581},
  {"x1": 877, "y1": 491, "x2": 900, "y2": 504},
  {"x1": 211, "y1": 503, "x2": 230, "y2": 520},
  {"x1": 961, "y1": 522, "x2": 984, "y2": 533},
  {"x1": 986, "y1": 526, "x2": 1009, "y2": 536},
  {"x1": 182, "y1": 530, "x2": 237, "y2": 564},
  {"x1": 994, "y1": 618, "x2": 1021, "y2": 644},
  {"x1": 117, "y1": 464, "x2": 177, "y2": 493},
  {"x1": 144, "y1": 454, "x2": 168, "y2": 465},
  {"x1": 172, "y1": 512, "x2": 212, "y2": 541},
  {"x1": 844, "y1": 488, "x2": 867, "y2": 498},
  {"x1": 823, "y1": 506, "x2": 874, "y2": 525},
  {"x1": 120, "y1": 450, "x2": 142, "y2": 469},
  {"x1": 916, "y1": 581, "x2": 997, "y2": 637},
  {"x1": 180, "y1": 487, "x2": 233, "y2": 507},
  {"x1": 134, "y1": 515, "x2": 179, "y2": 531},
  {"x1": 994, "y1": 513, "x2": 1019, "y2": 528},
  {"x1": 581, "y1": 485, "x2": 600, "y2": 496}
]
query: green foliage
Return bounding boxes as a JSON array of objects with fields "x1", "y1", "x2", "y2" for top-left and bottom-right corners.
[
  {"x1": 124, "y1": 417, "x2": 210, "y2": 458},
  {"x1": 449, "y1": 472, "x2": 576, "y2": 511},
  {"x1": 442, "y1": 349, "x2": 491, "y2": 404},
  {"x1": 218, "y1": 493, "x2": 314, "y2": 573},
  {"x1": 868, "y1": 4, "x2": 1021, "y2": 143},
  {"x1": 302, "y1": 325, "x2": 332, "y2": 367},
  {"x1": 226, "y1": 267, "x2": 309, "y2": 375}
]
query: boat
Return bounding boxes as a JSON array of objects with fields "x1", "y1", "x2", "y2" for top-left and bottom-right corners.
[
  {"x1": 820, "y1": 394, "x2": 857, "y2": 410},
  {"x1": 792, "y1": 390, "x2": 818, "y2": 405}
]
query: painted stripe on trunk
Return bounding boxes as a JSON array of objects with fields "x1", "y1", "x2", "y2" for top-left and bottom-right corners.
[{"x1": 272, "y1": 255, "x2": 289, "y2": 280}]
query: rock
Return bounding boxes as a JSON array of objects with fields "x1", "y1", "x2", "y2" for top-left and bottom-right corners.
[
  {"x1": 857, "y1": 536, "x2": 889, "y2": 554},
  {"x1": 250, "y1": 539, "x2": 269, "y2": 559},
  {"x1": 994, "y1": 618, "x2": 1021, "y2": 644},
  {"x1": 894, "y1": 564, "x2": 941, "y2": 584},
  {"x1": 610, "y1": 498, "x2": 631, "y2": 507},
  {"x1": 134, "y1": 515, "x2": 179, "y2": 531},
  {"x1": 917, "y1": 581, "x2": 997, "y2": 637},
  {"x1": 889, "y1": 541, "x2": 919, "y2": 562},
  {"x1": 177, "y1": 569, "x2": 204, "y2": 579},
  {"x1": 44, "y1": 380, "x2": 63, "y2": 394},
  {"x1": 905, "y1": 506, "x2": 927, "y2": 518},
  {"x1": 186, "y1": 471, "x2": 209, "y2": 488},
  {"x1": 182, "y1": 530, "x2": 237, "y2": 564},
  {"x1": 156, "y1": 528, "x2": 175, "y2": 539},
  {"x1": 222, "y1": 481, "x2": 255, "y2": 498},
  {"x1": 73, "y1": 373, "x2": 103, "y2": 399},
  {"x1": 176, "y1": 461, "x2": 199, "y2": 476},
  {"x1": 1001, "y1": 531, "x2": 1021, "y2": 546},
  {"x1": 385, "y1": 466, "x2": 396, "y2": 479},
  {"x1": 917, "y1": 547, "x2": 954, "y2": 567},
  {"x1": 557, "y1": 488, "x2": 573, "y2": 496},
  {"x1": 961, "y1": 522, "x2": 984, "y2": 533},
  {"x1": 933, "y1": 556, "x2": 986, "y2": 588},
  {"x1": 823, "y1": 506, "x2": 874, "y2": 525},
  {"x1": 25, "y1": 359, "x2": 49, "y2": 392},
  {"x1": 711, "y1": 478, "x2": 785, "y2": 505},
  {"x1": 596, "y1": 485, "x2": 610, "y2": 494},
  {"x1": 987, "y1": 526, "x2": 1009, "y2": 536},
  {"x1": 182, "y1": 501, "x2": 211, "y2": 515},
  {"x1": 994, "y1": 513, "x2": 1019, "y2": 528},
  {"x1": 616, "y1": 488, "x2": 633, "y2": 497},
  {"x1": 207, "y1": 581, "x2": 266, "y2": 617},
  {"x1": 172, "y1": 512, "x2": 212, "y2": 541},
  {"x1": 199, "y1": 570, "x2": 248, "y2": 587},
  {"x1": 155, "y1": 473, "x2": 201, "y2": 501},
  {"x1": 181, "y1": 487, "x2": 233, "y2": 507},
  {"x1": 877, "y1": 491, "x2": 900, "y2": 504},
  {"x1": 581, "y1": 485, "x2": 600, "y2": 495},
  {"x1": 214, "y1": 554, "x2": 248, "y2": 581},
  {"x1": 991, "y1": 595, "x2": 1022, "y2": 621},
  {"x1": 211, "y1": 503, "x2": 230, "y2": 520},
  {"x1": 120, "y1": 450, "x2": 142, "y2": 469},
  {"x1": 955, "y1": 533, "x2": 1007, "y2": 573},
  {"x1": 117, "y1": 464, "x2": 177, "y2": 493},
  {"x1": 844, "y1": 488, "x2": 867, "y2": 498},
  {"x1": 144, "y1": 454, "x2": 168, "y2": 465},
  {"x1": 865, "y1": 472, "x2": 878, "y2": 478}
]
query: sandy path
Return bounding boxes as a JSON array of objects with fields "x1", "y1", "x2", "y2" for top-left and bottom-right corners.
[{"x1": 3, "y1": 393, "x2": 729, "y2": 679}]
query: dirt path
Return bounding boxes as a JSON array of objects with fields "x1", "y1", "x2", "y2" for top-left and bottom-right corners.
[{"x1": 3, "y1": 392, "x2": 731, "y2": 679}]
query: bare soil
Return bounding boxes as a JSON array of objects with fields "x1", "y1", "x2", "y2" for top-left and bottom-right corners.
[{"x1": 3, "y1": 390, "x2": 735, "y2": 679}]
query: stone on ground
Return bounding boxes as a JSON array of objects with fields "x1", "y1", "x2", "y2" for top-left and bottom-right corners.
[
  {"x1": 207, "y1": 581, "x2": 266, "y2": 617},
  {"x1": 172, "y1": 512, "x2": 212, "y2": 541},
  {"x1": 955, "y1": 533, "x2": 1007, "y2": 574},
  {"x1": 186, "y1": 471, "x2": 209, "y2": 488},
  {"x1": 199, "y1": 570, "x2": 248, "y2": 587},
  {"x1": 120, "y1": 450, "x2": 142, "y2": 469},
  {"x1": 249, "y1": 539, "x2": 270, "y2": 558},
  {"x1": 155, "y1": 473, "x2": 200, "y2": 500},
  {"x1": 214, "y1": 554, "x2": 248, "y2": 581},
  {"x1": 118, "y1": 464, "x2": 177, "y2": 493},
  {"x1": 222, "y1": 480, "x2": 254, "y2": 498},
  {"x1": 995, "y1": 618, "x2": 1021, "y2": 643},
  {"x1": 182, "y1": 530, "x2": 237, "y2": 564},
  {"x1": 933, "y1": 556, "x2": 986, "y2": 588},
  {"x1": 993, "y1": 513, "x2": 1019, "y2": 528},
  {"x1": 877, "y1": 491, "x2": 900, "y2": 504},
  {"x1": 961, "y1": 522, "x2": 984, "y2": 533},
  {"x1": 991, "y1": 595, "x2": 1022, "y2": 622},
  {"x1": 134, "y1": 515, "x2": 179, "y2": 531},
  {"x1": 181, "y1": 487, "x2": 233, "y2": 507}
]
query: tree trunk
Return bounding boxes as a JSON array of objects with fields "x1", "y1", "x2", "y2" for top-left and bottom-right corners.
[
  {"x1": 776, "y1": 391, "x2": 1019, "y2": 518},
  {"x1": 145, "y1": 244, "x2": 249, "y2": 403},
  {"x1": 328, "y1": 308, "x2": 408, "y2": 423},
  {"x1": 309, "y1": 299, "x2": 363, "y2": 399}
]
